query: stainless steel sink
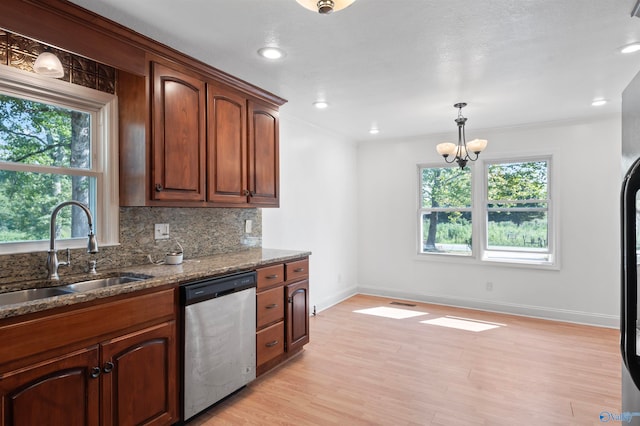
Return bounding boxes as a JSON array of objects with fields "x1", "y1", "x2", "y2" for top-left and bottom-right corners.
[
  {"x1": 0, "y1": 274, "x2": 152, "y2": 307},
  {"x1": 0, "y1": 287, "x2": 74, "y2": 306},
  {"x1": 63, "y1": 274, "x2": 150, "y2": 292}
]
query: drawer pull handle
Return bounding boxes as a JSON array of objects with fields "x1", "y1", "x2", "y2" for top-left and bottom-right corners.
[
  {"x1": 265, "y1": 340, "x2": 279, "y2": 348},
  {"x1": 103, "y1": 361, "x2": 114, "y2": 374},
  {"x1": 266, "y1": 274, "x2": 279, "y2": 279},
  {"x1": 90, "y1": 366, "x2": 101, "y2": 379},
  {"x1": 293, "y1": 268, "x2": 305, "y2": 273},
  {"x1": 265, "y1": 303, "x2": 279, "y2": 309}
]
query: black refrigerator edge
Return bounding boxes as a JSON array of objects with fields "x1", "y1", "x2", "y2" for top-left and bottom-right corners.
[{"x1": 621, "y1": 67, "x2": 640, "y2": 423}]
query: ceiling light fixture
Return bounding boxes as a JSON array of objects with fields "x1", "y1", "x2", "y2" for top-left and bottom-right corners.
[
  {"x1": 369, "y1": 128, "x2": 379, "y2": 135},
  {"x1": 591, "y1": 99, "x2": 608, "y2": 106},
  {"x1": 33, "y1": 50, "x2": 64, "y2": 78},
  {"x1": 296, "y1": 0, "x2": 356, "y2": 14},
  {"x1": 436, "y1": 103, "x2": 488, "y2": 169},
  {"x1": 313, "y1": 101, "x2": 329, "y2": 109},
  {"x1": 257, "y1": 47, "x2": 285, "y2": 60},
  {"x1": 621, "y1": 43, "x2": 640, "y2": 54}
]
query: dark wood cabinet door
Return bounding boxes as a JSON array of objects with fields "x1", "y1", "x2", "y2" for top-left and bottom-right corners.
[
  {"x1": 248, "y1": 100, "x2": 279, "y2": 206},
  {"x1": 152, "y1": 62, "x2": 206, "y2": 202},
  {"x1": 101, "y1": 321, "x2": 177, "y2": 426},
  {"x1": 0, "y1": 346, "x2": 100, "y2": 426},
  {"x1": 286, "y1": 279, "x2": 310, "y2": 352},
  {"x1": 207, "y1": 82, "x2": 248, "y2": 204}
]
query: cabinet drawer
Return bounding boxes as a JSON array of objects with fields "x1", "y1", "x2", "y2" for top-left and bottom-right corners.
[
  {"x1": 286, "y1": 258, "x2": 309, "y2": 282},
  {"x1": 257, "y1": 286, "x2": 284, "y2": 329},
  {"x1": 256, "y1": 321, "x2": 284, "y2": 366},
  {"x1": 256, "y1": 264, "x2": 284, "y2": 290}
]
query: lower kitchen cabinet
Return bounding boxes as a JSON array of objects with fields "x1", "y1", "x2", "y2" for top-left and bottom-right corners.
[
  {"x1": 0, "y1": 346, "x2": 100, "y2": 426},
  {"x1": 0, "y1": 288, "x2": 178, "y2": 426},
  {"x1": 286, "y1": 279, "x2": 310, "y2": 353},
  {"x1": 255, "y1": 257, "x2": 310, "y2": 376},
  {"x1": 101, "y1": 321, "x2": 177, "y2": 426}
]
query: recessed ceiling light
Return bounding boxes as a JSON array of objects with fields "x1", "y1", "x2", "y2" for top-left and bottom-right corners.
[
  {"x1": 591, "y1": 99, "x2": 607, "y2": 107},
  {"x1": 621, "y1": 43, "x2": 640, "y2": 54},
  {"x1": 313, "y1": 101, "x2": 329, "y2": 109},
  {"x1": 257, "y1": 47, "x2": 285, "y2": 60},
  {"x1": 369, "y1": 128, "x2": 379, "y2": 135}
]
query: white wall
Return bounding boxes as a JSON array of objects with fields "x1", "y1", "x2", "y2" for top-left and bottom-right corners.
[
  {"x1": 262, "y1": 115, "x2": 359, "y2": 312},
  {"x1": 357, "y1": 116, "x2": 621, "y2": 327}
]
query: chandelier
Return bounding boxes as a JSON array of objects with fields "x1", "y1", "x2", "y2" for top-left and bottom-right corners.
[
  {"x1": 436, "y1": 103, "x2": 488, "y2": 169},
  {"x1": 296, "y1": 0, "x2": 356, "y2": 14}
]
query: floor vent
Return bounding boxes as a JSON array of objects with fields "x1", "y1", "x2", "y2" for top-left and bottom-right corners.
[{"x1": 390, "y1": 301, "x2": 416, "y2": 307}]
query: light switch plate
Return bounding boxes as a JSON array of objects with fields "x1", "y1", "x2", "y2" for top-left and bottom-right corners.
[
  {"x1": 155, "y1": 223, "x2": 170, "y2": 240},
  {"x1": 245, "y1": 220, "x2": 252, "y2": 234}
]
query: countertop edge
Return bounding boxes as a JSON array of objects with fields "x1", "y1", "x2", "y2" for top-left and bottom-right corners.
[{"x1": 0, "y1": 248, "x2": 311, "y2": 320}]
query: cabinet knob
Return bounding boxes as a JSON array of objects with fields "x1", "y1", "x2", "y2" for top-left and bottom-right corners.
[
  {"x1": 243, "y1": 189, "x2": 250, "y2": 196},
  {"x1": 155, "y1": 183, "x2": 164, "y2": 192},
  {"x1": 103, "y1": 361, "x2": 114, "y2": 374},
  {"x1": 90, "y1": 366, "x2": 101, "y2": 379},
  {"x1": 265, "y1": 340, "x2": 279, "y2": 348}
]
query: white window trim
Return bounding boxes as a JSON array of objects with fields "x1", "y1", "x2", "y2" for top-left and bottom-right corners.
[
  {"x1": 416, "y1": 154, "x2": 558, "y2": 270},
  {"x1": 0, "y1": 65, "x2": 119, "y2": 254}
]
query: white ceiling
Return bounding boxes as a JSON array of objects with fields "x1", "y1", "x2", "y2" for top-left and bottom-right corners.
[{"x1": 69, "y1": 0, "x2": 640, "y2": 141}]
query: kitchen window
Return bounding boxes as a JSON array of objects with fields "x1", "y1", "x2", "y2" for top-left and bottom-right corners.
[
  {"x1": 0, "y1": 66, "x2": 118, "y2": 254},
  {"x1": 418, "y1": 156, "x2": 555, "y2": 266}
]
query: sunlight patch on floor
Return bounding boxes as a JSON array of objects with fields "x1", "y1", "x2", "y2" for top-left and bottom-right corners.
[
  {"x1": 353, "y1": 306, "x2": 429, "y2": 319},
  {"x1": 420, "y1": 315, "x2": 505, "y2": 332}
]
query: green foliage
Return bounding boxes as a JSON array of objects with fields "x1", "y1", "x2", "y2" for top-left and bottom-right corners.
[
  {"x1": 0, "y1": 94, "x2": 89, "y2": 242},
  {"x1": 421, "y1": 167, "x2": 470, "y2": 208}
]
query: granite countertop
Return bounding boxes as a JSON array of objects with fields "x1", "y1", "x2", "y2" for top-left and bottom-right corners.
[{"x1": 0, "y1": 248, "x2": 311, "y2": 320}]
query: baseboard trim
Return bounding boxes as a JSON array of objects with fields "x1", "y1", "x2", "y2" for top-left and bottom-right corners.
[
  {"x1": 356, "y1": 287, "x2": 619, "y2": 328},
  {"x1": 313, "y1": 287, "x2": 358, "y2": 314}
]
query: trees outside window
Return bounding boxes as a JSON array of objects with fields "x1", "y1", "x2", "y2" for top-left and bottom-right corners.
[
  {"x1": 418, "y1": 157, "x2": 554, "y2": 266},
  {"x1": 0, "y1": 94, "x2": 93, "y2": 243},
  {"x1": 419, "y1": 166, "x2": 472, "y2": 255}
]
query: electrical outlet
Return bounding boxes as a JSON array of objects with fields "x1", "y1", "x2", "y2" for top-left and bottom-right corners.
[
  {"x1": 154, "y1": 223, "x2": 170, "y2": 240},
  {"x1": 486, "y1": 281, "x2": 493, "y2": 291}
]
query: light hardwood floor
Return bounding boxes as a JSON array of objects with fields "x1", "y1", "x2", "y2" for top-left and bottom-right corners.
[{"x1": 189, "y1": 294, "x2": 620, "y2": 425}]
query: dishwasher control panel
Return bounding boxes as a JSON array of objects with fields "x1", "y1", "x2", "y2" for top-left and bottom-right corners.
[{"x1": 181, "y1": 271, "x2": 257, "y2": 306}]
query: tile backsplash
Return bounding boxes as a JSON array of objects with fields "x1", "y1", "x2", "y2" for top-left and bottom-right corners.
[{"x1": 0, "y1": 207, "x2": 262, "y2": 286}]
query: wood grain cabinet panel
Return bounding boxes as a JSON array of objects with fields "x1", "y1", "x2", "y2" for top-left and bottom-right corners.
[
  {"x1": 248, "y1": 100, "x2": 279, "y2": 207},
  {"x1": 151, "y1": 62, "x2": 206, "y2": 202},
  {"x1": 207, "y1": 82, "x2": 248, "y2": 204},
  {"x1": 256, "y1": 264, "x2": 285, "y2": 290},
  {"x1": 256, "y1": 322, "x2": 285, "y2": 366},
  {"x1": 286, "y1": 279, "x2": 310, "y2": 353},
  {"x1": 101, "y1": 321, "x2": 177, "y2": 426},
  {"x1": 257, "y1": 286, "x2": 285, "y2": 328},
  {"x1": 0, "y1": 347, "x2": 100, "y2": 426}
]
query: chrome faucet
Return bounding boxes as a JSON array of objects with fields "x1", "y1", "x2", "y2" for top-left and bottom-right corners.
[{"x1": 46, "y1": 201, "x2": 99, "y2": 280}]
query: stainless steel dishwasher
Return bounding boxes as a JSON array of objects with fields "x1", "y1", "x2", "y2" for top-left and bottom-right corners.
[{"x1": 181, "y1": 271, "x2": 256, "y2": 421}]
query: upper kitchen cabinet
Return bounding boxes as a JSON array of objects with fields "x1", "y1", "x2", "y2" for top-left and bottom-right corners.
[
  {"x1": 152, "y1": 62, "x2": 206, "y2": 202},
  {"x1": 248, "y1": 101, "x2": 280, "y2": 206},
  {"x1": 119, "y1": 59, "x2": 284, "y2": 208},
  {"x1": 207, "y1": 82, "x2": 248, "y2": 205}
]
